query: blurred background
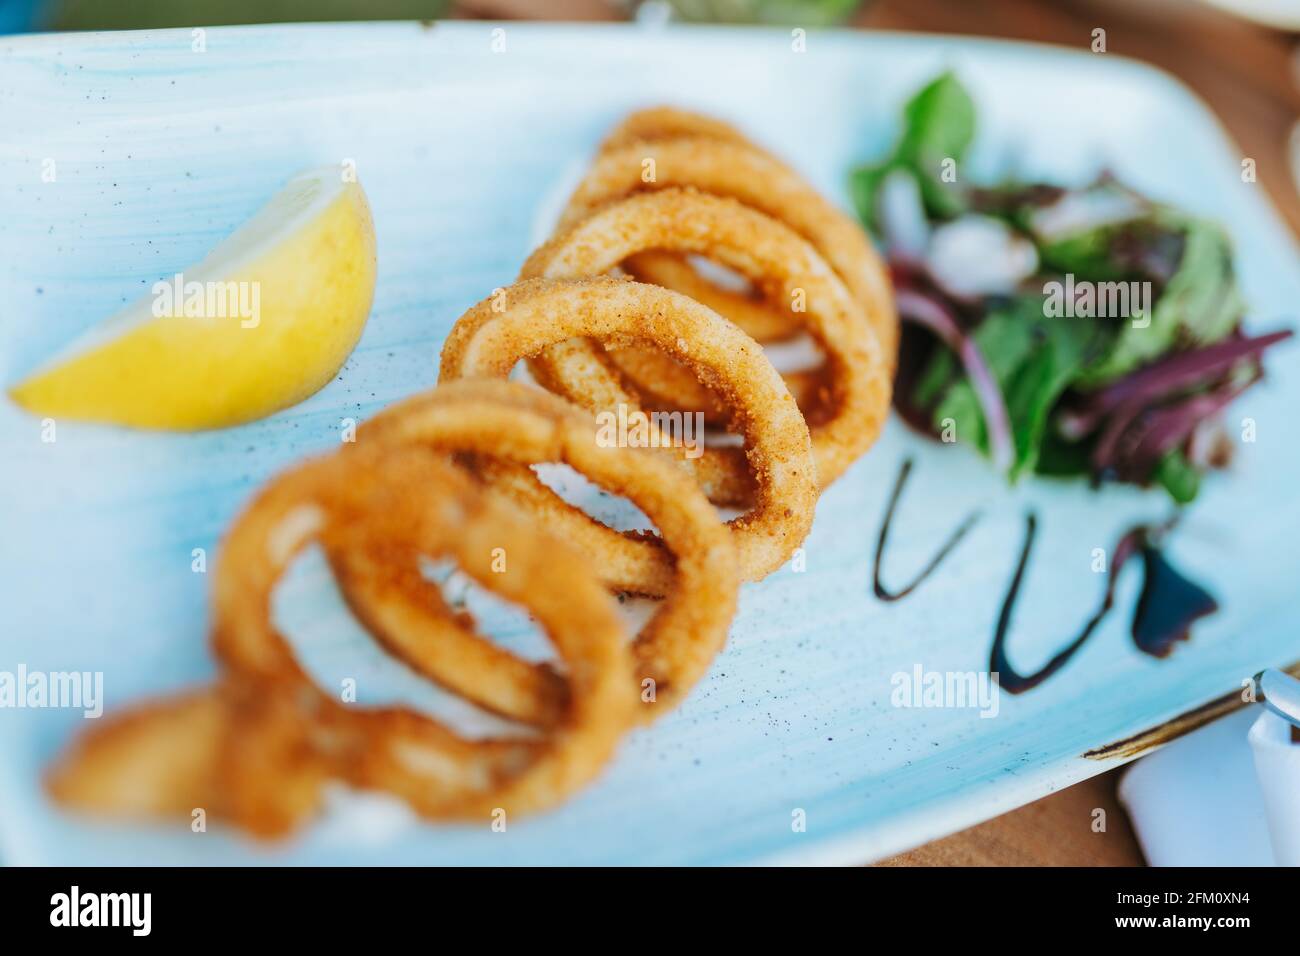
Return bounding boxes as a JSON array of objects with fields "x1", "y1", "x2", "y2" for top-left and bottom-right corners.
[
  {"x1": 5, "y1": 0, "x2": 1299, "y2": 239},
  {"x1": 5, "y1": 0, "x2": 1298, "y2": 865}
]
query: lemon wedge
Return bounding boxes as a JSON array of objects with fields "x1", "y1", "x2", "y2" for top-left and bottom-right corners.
[{"x1": 8, "y1": 166, "x2": 377, "y2": 430}]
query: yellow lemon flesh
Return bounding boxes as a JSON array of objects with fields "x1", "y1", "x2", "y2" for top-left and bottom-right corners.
[{"x1": 8, "y1": 166, "x2": 377, "y2": 430}]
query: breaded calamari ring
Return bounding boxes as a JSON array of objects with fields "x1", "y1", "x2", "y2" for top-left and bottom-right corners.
[
  {"x1": 46, "y1": 684, "x2": 251, "y2": 820},
  {"x1": 48, "y1": 446, "x2": 635, "y2": 835},
  {"x1": 330, "y1": 380, "x2": 739, "y2": 721},
  {"x1": 438, "y1": 277, "x2": 818, "y2": 583},
  {"x1": 523, "y1": 189, "x2": 891, "y2": 497},
  {"x1": 213, "y1": 446, "x2": 634, "y2": 823},
  {"x1": 597, "y1": 105, "x2": 752, "y2": 152},
  {"x1": 622, "y1": 251, "x2": 799, "y2": 343},
  {"x1": 619, "y1": 252, "x2": 811, "y2": 430},
  {"x1": 600, "y1": 109, "x2": 803, "y2": 344},
  {"x1": 326, "y1": 539, "x2": 573, "y2": 729},
  {"x1": 557, "y1": 136, "x2": 897, "y2": 360},
  {"x1": 602, "y1": 336, "x2": 829, "y2": 427},
  {"x1": 46, "y1": 679, "x2": 334, "y2": 839}
]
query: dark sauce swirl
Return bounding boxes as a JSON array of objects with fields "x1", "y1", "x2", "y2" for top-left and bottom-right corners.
[
  {"x1": 872, "y1": 458, "x2": 980, "y2": 602},
  {"x1": 873, "y1": 458, "x2": 1219, "y2": 694}
]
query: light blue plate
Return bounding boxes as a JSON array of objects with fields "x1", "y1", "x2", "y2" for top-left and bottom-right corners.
[{"x1": 1, "y1": 22, "x2": 1297, "y2": 865}]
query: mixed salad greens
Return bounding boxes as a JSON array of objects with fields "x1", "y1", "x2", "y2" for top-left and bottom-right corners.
[{"x1": 851, "y1": 72, "x2": 1291, "y2": 503}]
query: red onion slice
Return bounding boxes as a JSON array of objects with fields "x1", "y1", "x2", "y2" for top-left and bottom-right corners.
[{"x1": 896, "y1": 288, "x2": 1015, "y2": 475}]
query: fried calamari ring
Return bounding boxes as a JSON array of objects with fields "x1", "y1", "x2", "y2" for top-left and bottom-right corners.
[
  {"x1": 581, "y1": 112, "x2": 893, "y2": 422},
  {"x1": 325, "y1": 541, "x2": 573, "y2": 729},
  {"x1": 329, "y1": 380, "x2": 738, "y2": 722},
  {"x1": 600, "y1": 334, "x2": 830, "y2": 428},
  {"x1": 601, "y1": 107, "x2": 804, "y2": 392},
  {"x1": 597, "y1": 105, "x2": 752, "y2": 152},
  {"x1": 557, "y1": 135, "x2": 897, "y2": 360},
  {"x1": 438, "y1": 277, "x2": 817, "y2": 583},
  {"x1": 49, "y1": 446, "x2": 635, "y2": 835},
  {"x1": 519, "y1": 339, "x2": 754, "y2": 509},
  {"x1": 622, "y1": 251, "x2": 799, "y2": 343},
  {"x1": 46, "y1": 684, "x2": 267, "y2": 821},
  {"x1": 213, "y1": 445, "x2": 634, "y2": 823},
  {"x1": 619, "y1": 247, "x2": 811, "y2": 431},
  {"x1": 600, "y1": 109, "x2": 803, "y2": 344},
  {"x1": 523, "y1": 189, "x2": 891, "y2": 497}
]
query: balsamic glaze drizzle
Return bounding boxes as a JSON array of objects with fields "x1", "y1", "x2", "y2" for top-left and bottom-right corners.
[
  {"x1": 990, "y1": 514, "x2": 1113, "y2": 694},
  {"x1": 872, "y1": 458, "x2": 981, "y2": 602},
  {"x1": 1129, "y1": 544, "x2": 1219, "y2": 659},
  {"x1": 872, "y1": 457, "x2": 1220, "y2": 695},
  {"x1": 990, "y1": 514, "x2": 1217, "y2": 694}
]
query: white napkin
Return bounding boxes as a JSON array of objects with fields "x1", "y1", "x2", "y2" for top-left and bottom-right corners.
[
  {"x1": 1117, "y1": 707, "x2": 1277, "y2": 866},
  {"x1": 1248, "y1": 709, "x2": 1300, "y2": 865}
]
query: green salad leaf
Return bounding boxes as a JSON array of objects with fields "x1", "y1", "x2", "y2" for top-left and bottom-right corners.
[
  {"x1": 850, "y1": 71, "x2": 973, "y2": 229},
  {"x1": 848, "y1": 161, "x2": 897, "y2": 233},
  {"x1": 1077, "y1": 217, "x2": 1244, "y2": 386},
  {"x1": 1153, "y1": 449, "x2": 1201, "y2": 504},
  {"x1": 1037, "y1": 226, "x2": 1135, "y2": 283},
  {"x1": 897, "y1": 72, "x2": 975, "y2": 164},
  {"x1": 926, "y1": 296, "x2": 1109, "y2": 479},
  {"x1": 856, "y1": 70, "x2": 1278, "y2": 503}
]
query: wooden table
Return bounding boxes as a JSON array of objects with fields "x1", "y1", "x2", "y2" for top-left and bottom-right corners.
[{"x1": 459, "y1": 0, "x2": 1300, "y2": 866}]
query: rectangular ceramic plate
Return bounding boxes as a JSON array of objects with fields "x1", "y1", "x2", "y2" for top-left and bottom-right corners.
[{"x1": 1, "y1": 22, "x2": 1298, "y2": 866}]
